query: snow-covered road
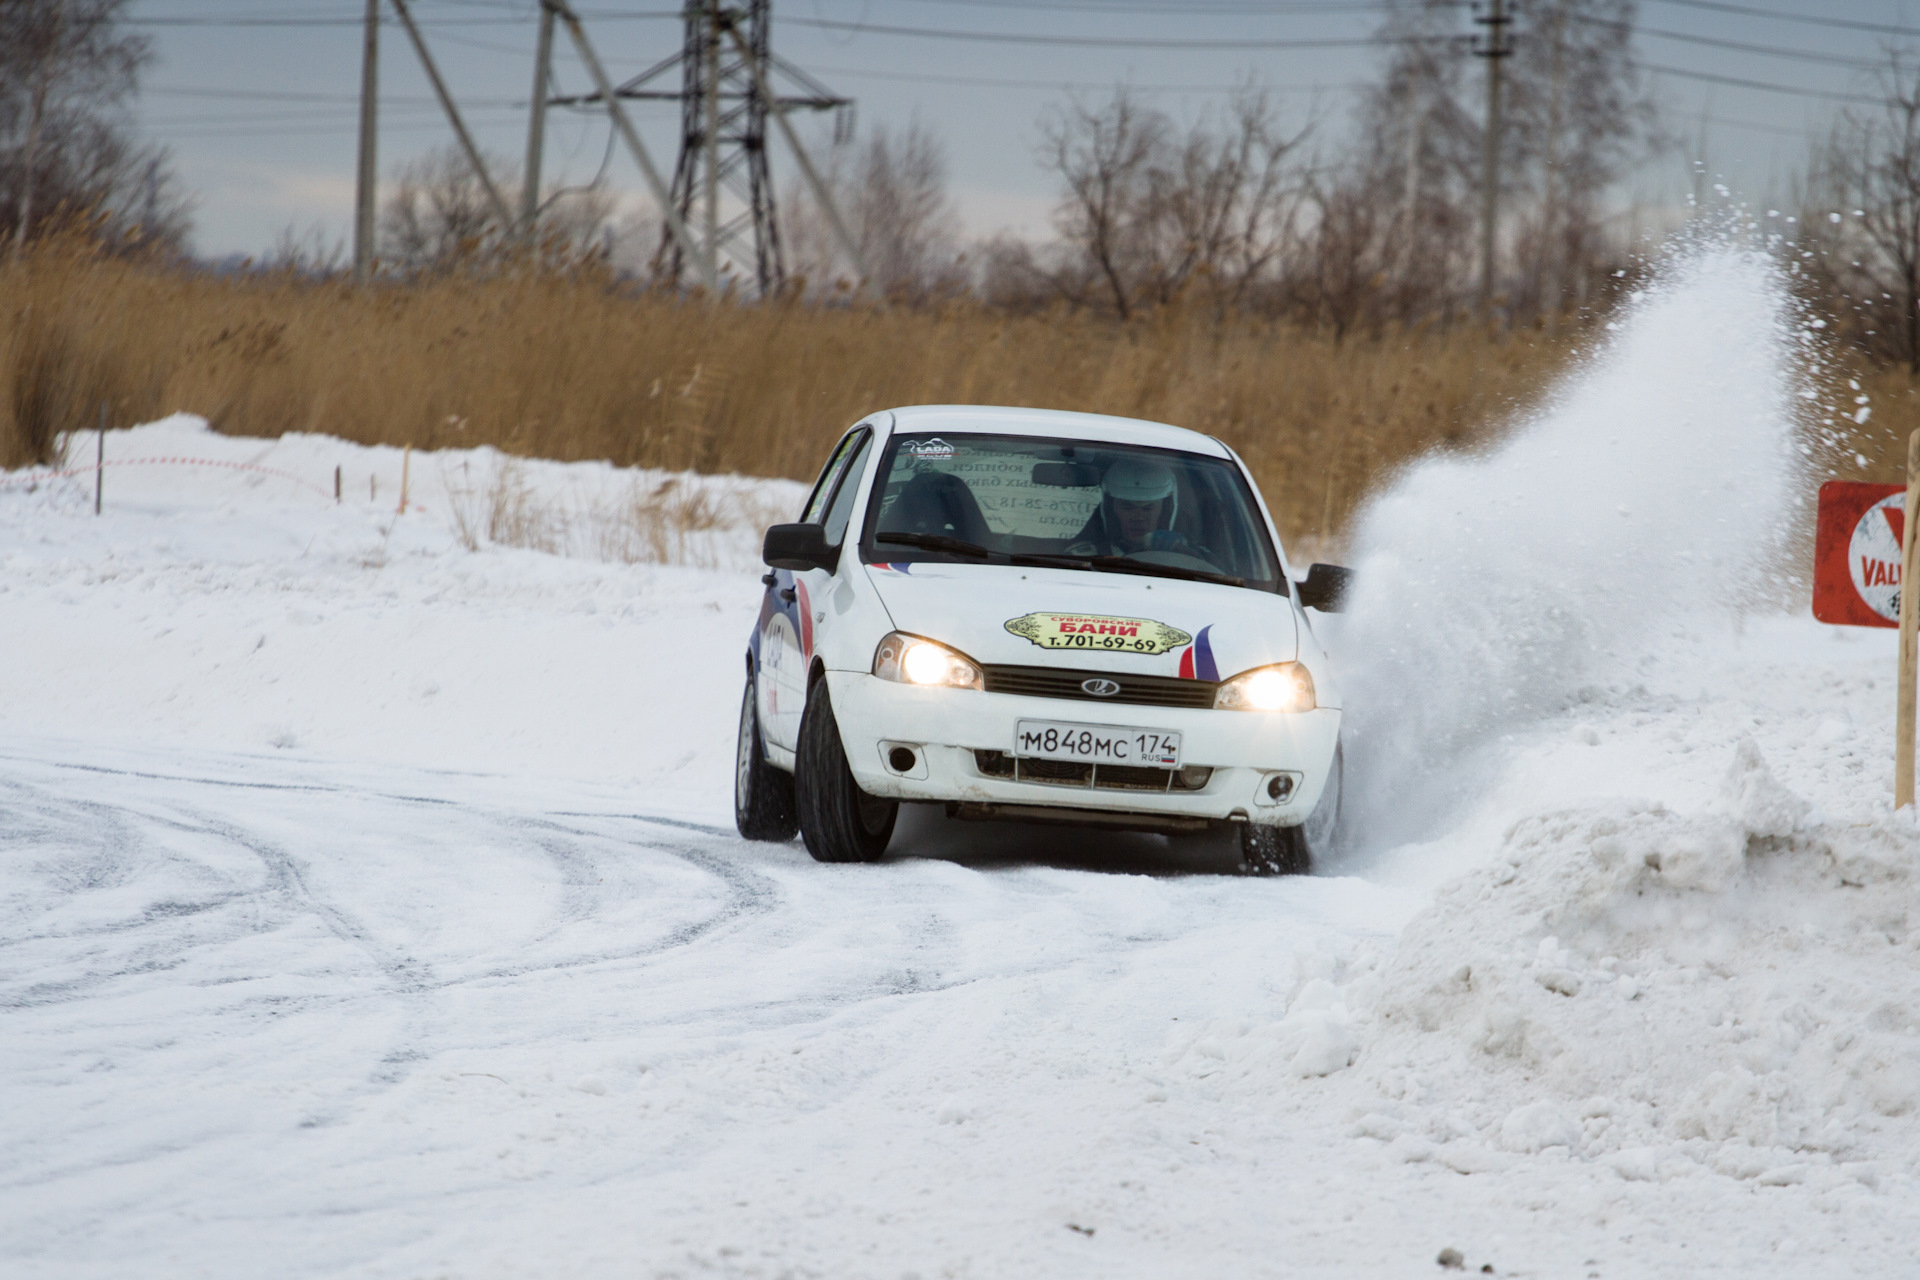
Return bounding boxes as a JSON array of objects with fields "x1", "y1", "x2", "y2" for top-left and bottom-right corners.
[
  {"x1": 5, "y1": 249, "x2": 1920, "y2": 1277},
  {"x1": 3, "y1": 738, "x2": 1425, "y2": 1277}
]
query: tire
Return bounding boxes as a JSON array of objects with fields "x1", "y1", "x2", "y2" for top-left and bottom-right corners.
[
  {"x1": 795, "y1": 680, "x2": 897, "y2": 863},
  {"x1": 734, "y1": 670, "x2": 798, "y2": 841},
  {"x1": 1241, "y1": 746, "x2": 1341, "y2": 876}
]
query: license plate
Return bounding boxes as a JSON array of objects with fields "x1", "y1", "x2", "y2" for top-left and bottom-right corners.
[{"x1": 1013, "y1": 719, "x2": 1182, "y2": 768}]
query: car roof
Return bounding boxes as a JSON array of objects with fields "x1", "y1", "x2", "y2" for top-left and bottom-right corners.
[{"x1": 880, "y1": 405, "x2": 1231, "y2": 457}]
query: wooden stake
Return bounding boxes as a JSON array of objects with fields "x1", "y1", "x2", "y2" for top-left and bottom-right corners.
[
  {"x1": 94, "y1": 405, "x2": 105, "y2": 516},
  {"x1": 334, "y1": 465, "x2": 342, "y2": 503},
  {"x1": 1898, "y1": 429, "x2": 1920, "y2": 810},
  {"x1": 398, "y1": 444, "x2": 411, "y2": 514}
]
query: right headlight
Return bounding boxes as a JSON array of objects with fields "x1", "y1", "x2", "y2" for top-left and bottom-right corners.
[
  {"x1": 1213, "y1": 662, "x2": 1316, "y2": 712},
  {"x1": 872, "y1": 632, "x2": 984, "y2": 691}
]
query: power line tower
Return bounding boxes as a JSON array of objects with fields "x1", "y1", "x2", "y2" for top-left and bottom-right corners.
[{"x1": 603, "y1": 1, "x2": 851, "y2": 295}]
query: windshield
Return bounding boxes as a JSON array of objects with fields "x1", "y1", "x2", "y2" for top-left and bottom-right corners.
[{"x1": 858, "y1": 432, "x2": 1283, "y2": 592}]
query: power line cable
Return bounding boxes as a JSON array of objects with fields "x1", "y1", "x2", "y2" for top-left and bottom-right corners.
[
  {"x1": 1595, "y1": 19, "x2": 1882, "y2": 70},
  {"x1": 775, "y1": 16, "x2": 1439, "y2": 50},
  {"x1": 1636, "y1": 60, "x2": 1880, "y2": 104},
  {"x1": 802, "y1": 62, "x2": 1362, "y2": 95},
  {"x1": 1643, "y1": 0, "x2": 1920, "y2": 40}
]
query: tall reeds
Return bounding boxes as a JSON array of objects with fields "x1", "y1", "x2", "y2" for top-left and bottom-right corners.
[{"x1": 8, "y1": 240, "x2": 1895, "y2": 543}]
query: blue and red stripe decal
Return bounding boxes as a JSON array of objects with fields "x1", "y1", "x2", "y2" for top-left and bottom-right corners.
[{"x1": 1177, "y1": 625, "x2": 1218, "y2": 681}]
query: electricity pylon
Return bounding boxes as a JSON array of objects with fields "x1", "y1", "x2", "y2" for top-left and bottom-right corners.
[{"x1": 590, "y1": 1, "x2": 855, "y2": 295}]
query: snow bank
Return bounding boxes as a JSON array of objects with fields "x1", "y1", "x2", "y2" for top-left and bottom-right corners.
[
  {"x1": 1354, "y1": 739, "x2": 1920, "y2": 1186},
  {"x1": 1159, "y1": 241, "x2": 1920, "y2": 1252},
  {"x1": 0, "y1": 415, "x2": 804, "y2": 803}
]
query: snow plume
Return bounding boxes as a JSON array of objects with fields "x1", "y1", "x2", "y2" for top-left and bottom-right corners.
[{"x1": 1332, "y1": 243, "x2": 1808, "y2": 858}]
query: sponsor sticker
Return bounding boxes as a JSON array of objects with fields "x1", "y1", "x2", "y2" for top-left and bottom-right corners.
[
  {"x1": 902, "y1": 437, "x2": 956, "y2": 460},
  {"x1": 1004, "y1": 612, "x2": 1191, "y2": 655}
]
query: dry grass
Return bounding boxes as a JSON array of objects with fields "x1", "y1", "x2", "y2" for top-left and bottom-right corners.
[
  {"x1": 4, "y1": 239, "x2": 1888, "y2": 546},
  {"x1": 439, "y1": 451, "x2": 796, "y2": 569}
]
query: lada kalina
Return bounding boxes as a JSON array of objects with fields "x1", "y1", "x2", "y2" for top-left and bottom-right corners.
[{"x1": 735, "y1": 406, "x2": 1352, "y2": 875}]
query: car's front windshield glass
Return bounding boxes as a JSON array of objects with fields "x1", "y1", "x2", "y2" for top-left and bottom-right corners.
[{"x1": 859, "y1": 432, "x2": 1283, "y2": 592}]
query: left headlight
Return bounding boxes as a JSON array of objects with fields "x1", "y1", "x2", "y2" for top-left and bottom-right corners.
[
  {"x1": 1214, "y1": 662, "x2": 1316, "y2": 712},
  {"x1": 872, "y1": 632, "x2": 984, "y2": 690}
]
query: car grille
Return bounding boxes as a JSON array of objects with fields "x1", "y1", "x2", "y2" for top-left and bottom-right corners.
[
  {"x1": 979, "y1": 664, "x2": 1218, "y2": 710},
  {"x1": 973, "y1": 750, "x2": 1212, "y2": 793}
]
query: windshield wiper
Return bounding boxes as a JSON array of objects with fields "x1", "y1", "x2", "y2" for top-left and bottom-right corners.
[
  {"x1": 875, "y1": 531, "x2": 993, "y2": 558},
  {"x1": 1013, "y1": 551, "x2": 1244, "y2": 589}
]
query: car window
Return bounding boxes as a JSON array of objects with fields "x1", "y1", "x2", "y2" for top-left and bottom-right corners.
[
  {"x1": 861, "y1": 432, "x2": 1283, "y2": 592},
  {"x1": 800, "y1": 429, "x2": 868, "y2": 523},
  {"x1": 820, "y1": 432, "x2": 874, "y2": 545}
]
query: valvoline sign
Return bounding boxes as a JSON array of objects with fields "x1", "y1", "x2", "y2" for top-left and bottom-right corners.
[{"x1": 1814, "y1": 481, "x2": 1908, "y2": 627}]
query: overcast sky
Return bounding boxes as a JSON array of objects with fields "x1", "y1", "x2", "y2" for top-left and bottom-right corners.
[{"x1": 128, "y1": 0, "x2": 1920, "y2": 259}]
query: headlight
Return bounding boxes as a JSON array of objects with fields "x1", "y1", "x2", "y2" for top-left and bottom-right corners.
[
  {"x1": 872, "y1": 632, "x2": 984, "y2": 690},
  {"x1": 1214, "y1": 662, "x2": 1315, "y2": 712}
]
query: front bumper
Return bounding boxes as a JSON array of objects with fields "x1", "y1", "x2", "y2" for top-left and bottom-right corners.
[{"x1": 825, "y1": 670, "x2": 1340, "y2": 827}]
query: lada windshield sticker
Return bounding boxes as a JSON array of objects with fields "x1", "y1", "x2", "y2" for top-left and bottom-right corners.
[
  {"x1": 1175, "y1": 625, "x2": 1219, "y2": 680},
  {"x1": 902, "y1": 437, "x2": 955, "y2": 460},
  {"x1": 1004, "y1": 612, "x2": 1191, "y2": 656}
]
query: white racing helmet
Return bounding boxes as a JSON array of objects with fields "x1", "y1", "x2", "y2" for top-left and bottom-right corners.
[{"x1": 1101, "y1": 457, "x2": 1177, "y2": 530}]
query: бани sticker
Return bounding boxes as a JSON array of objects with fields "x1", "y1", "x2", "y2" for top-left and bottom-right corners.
[{"x1": 1004, "y1": 612, "x2": 1191, "y2": 655}]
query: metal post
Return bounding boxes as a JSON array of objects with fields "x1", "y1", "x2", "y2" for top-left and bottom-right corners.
[
  {"x1": 721, "y1": 18, "x2": 873, "y2": 297},
  {"x1": 94, "y1": 405, "x2": 104, "y2": 516},
  {"x1": 550, "y1": 1, "x2": 716, "y2": 290},
  {"x1": 523, "y1": 1, "x2": 556, "y2": 240},
  {"x1": 391, "y1": 0, "x2": 516, "y2": 231},
  {"x1": 354, "y1": 0, "x2": 379, "y2": 282},
  {"x1": 1898, "y1": 429, "x2": 1920, "y2": 810},
  {"x1": 1475, "y1": 0, "x2": 1511, "y2": 315}
]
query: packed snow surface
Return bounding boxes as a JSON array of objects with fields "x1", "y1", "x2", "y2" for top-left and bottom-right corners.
[{"x1": 5, "y1": 247, "x2": 1920, "y2": 1277}]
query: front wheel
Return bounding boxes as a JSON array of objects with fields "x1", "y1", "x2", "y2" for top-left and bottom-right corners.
[
  {"x1": 735, "y1": 670, "x2": 797, "y2": 841},
  {"x1": 1241, "y1": 746, "x2": 1341, "y2": 876},
  {"x1": 795, "y1": 681, "x2": 897, "y2": 863}
]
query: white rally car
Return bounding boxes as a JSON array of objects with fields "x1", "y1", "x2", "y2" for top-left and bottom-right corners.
[{"x1": 734, "y1": 406, "x2": 1351, "y2": 874}]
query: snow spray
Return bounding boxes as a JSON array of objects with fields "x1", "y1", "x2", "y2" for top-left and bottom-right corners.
[{"x1": 1329, "y1": 241, "x2": 1809, "y2": 859}]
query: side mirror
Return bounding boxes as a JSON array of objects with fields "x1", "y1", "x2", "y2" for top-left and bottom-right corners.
[
  {"x1": 763, "y1": 522, "x2": 839, "y2": 573},
  {"x1": 1297, "y1": 563, "x2": 1353, "y2": 613}
]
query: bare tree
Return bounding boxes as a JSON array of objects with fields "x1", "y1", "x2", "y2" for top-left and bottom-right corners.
[
  {"x1": 1349, "y1": 0, "x2": 1656, "y2": 323},
  {"x1": 1502, "y1": 0, "x2": 1658, "y2": 319},
  {"x1": 379, "y1": 144, "x2": 611, "y2": 275},
  {"x1": 1343, "y1": 13, "x2": 1482, "y2": 324},
  {"x1": 0, "y1": 0, "x2": 190, "y2": 251},
  {"x1": 1038, "y1": 88, "x2": 1167, "y2": 318},
  {"x1": 1807, "y1": 53, "x2": 1920, "y2": 371},
  {"x1": 784, "y1": 118, "x2": 964, "y2": 301},
  {"x1": 1036, "y1": 86, "x2": 1307, "y2": 319}
]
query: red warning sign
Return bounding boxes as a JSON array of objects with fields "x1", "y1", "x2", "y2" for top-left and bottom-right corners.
[{"x1": 1814, "y1": 481, "x2": 1908, "y2": 627}]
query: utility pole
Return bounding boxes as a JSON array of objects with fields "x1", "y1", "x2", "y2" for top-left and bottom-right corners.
[
  {"x1": 1474, "y1": 0, "x2": 1513, "y2": 316},
  {"x1": 522, "y1": 0, "x2": 556, "y2": 241},
  {"x1": 353, "y1": 0, "x2": 378, "y2": 281}
]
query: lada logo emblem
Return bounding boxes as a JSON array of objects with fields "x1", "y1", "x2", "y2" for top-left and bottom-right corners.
[{"x1": 1081, "y1": 678, "x2": 1122, "y2": 697}]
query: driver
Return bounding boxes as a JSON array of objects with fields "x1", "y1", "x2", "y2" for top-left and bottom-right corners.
[{"x1": 1068, "y1": 457, "x2": 1194, "y2": 557}]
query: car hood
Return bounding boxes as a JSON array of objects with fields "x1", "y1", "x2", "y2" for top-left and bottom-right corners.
[{"x1": 863, "y1": 561, "x2": 1298, "y2": 680}]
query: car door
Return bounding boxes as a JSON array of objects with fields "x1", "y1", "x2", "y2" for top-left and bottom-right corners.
[{"x1": 760, "y1": 427, "x2": 874, "y2": 752}]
